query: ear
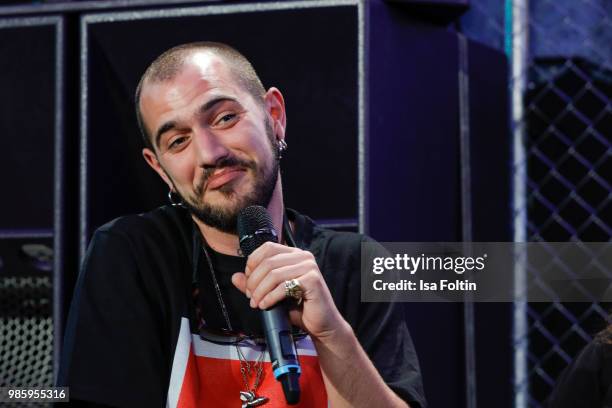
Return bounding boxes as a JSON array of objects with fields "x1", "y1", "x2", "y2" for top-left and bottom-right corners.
[
  {"x1": 264, "y1": 87, "x2": 287, "y2": 142},
  {"x1": 142, "y1": 148, "x2": 173, "y2": 190}
]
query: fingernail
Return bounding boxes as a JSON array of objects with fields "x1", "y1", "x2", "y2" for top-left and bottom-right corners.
[
  {"x1": 246, "y1": 289, "x2": 251, "y2": 299},
  {"x1": 249, "y1": 298, "x2": 255, "y2": 308},
  {"x1": 259, "y1": 300, "x2": 266, "y2": 309}
]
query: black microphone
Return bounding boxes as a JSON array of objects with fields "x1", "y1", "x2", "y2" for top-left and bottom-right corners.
[{"x1": 237, "y1": 205, "x2": 301, "y2": 405}]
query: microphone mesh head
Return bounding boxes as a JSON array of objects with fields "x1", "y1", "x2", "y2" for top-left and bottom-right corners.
[{"x1": 237, "y1": 206, "x2": 278, "y2": 256}]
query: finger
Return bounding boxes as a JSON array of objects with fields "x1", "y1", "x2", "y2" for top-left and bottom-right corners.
[
  {"x1": 258, "y1": 271, "x2": 317, "y2": 310},
  {"x1": 258, "y1": 280, "x2": 293, "y2": 310},
  {"x1": 231, "y1": 272, "x2": 249, "y2": 297},
  {"x1": 249, "y1": 253, "x2": 319, "y2": 305},
  {"x1": 288, "y1": 308, "x2": 305, "y2": 330},
  {"x1": 249, "y1": 264, "x2": 304, "y2": 308},
  {"x1": 246, "y1": 241, "x2": 294, "y2": 274},
  {"x1": 246, "y1": 251, "x2": 305, "y2": 293}
]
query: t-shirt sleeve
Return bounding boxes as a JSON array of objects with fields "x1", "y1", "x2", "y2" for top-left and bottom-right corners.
[
  {"x1": 321, "y1": 234, "x2": 427, "y2": 408},
  {"x1": 355, "y1": 296, "x2": 426, "y2": 407},
  {"x1": 356, "y1": 238, "x2": 426, "y2": 408},
  {"x1": 546, "y1": 340, "x2": 606, "y2": 408},
  {"x1": 57, "y1": 229, "x2": 169, "y2": 407}
]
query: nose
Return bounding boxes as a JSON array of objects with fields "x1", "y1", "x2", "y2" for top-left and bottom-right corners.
[{"x1": 191, "y1": 126, "x2": 230, "y2": 168}]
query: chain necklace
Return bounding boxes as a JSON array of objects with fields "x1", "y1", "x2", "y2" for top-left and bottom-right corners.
[{"x1": 201, "y1": 243, "x2": 269, "y2": 408}]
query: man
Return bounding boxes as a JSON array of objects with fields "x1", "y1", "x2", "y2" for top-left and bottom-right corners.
[
  {"x1": 547, "y1": 324, "x2": 612, "y2": 408},
  {"x1": 59, "y1": 42, "x2": 425, "y2": 407}
]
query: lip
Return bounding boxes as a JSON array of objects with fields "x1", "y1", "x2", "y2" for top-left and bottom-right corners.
[{"x1": 206, "y1": 167, "x2": 245, "y2": 190}]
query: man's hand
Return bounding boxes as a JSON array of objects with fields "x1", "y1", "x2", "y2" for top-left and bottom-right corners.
[
  {"x1": 232, "y1": 241, "x2": 410, "y2": 407},
  {"x1": 231, "y1": 241, "x2": 348, "y2": 340}
]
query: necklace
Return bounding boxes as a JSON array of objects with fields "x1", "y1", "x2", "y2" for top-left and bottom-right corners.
[{"x1": 201, "y1": 243, "x2": 269, "y2": 408}]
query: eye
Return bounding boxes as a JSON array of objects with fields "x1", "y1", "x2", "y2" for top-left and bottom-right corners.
[
  {"x1": 215, "y1": 113, "x2": 237, "y2": 126},
  {"x1": 168, "y1": 136, "x2": 187, "y2": 150}
]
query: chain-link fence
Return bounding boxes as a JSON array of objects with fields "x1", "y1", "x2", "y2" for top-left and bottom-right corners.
[{"x1": 461, "y1": 0, "x2": 612, "y2": 406}]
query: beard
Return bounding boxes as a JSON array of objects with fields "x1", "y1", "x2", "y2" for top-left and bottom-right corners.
[{"x1": 172, "y1": 119, "x2": 280, "y2": 234}]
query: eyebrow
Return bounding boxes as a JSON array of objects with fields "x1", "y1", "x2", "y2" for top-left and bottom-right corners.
[{"x1": 154, "y1": 96, "x2": 240, "y2": 148}]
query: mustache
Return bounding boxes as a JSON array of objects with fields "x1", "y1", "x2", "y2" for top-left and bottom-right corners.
[{"x1": 195, "y1": 155, "x2": 255, "y2": 195}]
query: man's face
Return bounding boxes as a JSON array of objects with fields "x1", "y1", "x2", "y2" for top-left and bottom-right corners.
[{"x1": 139, "y1": 52, "x2": 282, "y2": 233}]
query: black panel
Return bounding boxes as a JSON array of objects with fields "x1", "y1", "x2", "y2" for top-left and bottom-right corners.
[
  {"x1": 385, "y1": 0, "x2": 469, "y2": 25},
  {"x1": 368, "y1": 2, "x2": 461, "y2": 242},
  {"x1": 366, "y1": 3, "x2": 511, "y2": 407},
  {"x1": 468, "y1": 40, "x2": 511, "y2": 243},
  {"x1": 0, "y1": 24, "x2": 56, "y2": 230},
  {"x1": 468, "y1": 40, "x2": 513, "y2": 408},
  {"x1": 0, "y1": 236, "x2": 53, "y2": 279},
  {"x1": 367, "y1": 4, "x2": 465, "y2": 408},
  {"x1": 85, "y1": 6, "x2": 359, "y2": 236}
]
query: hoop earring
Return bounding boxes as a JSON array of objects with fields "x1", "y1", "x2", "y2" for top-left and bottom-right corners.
[
  {"x1": 278, "y1": 139, "x2": 288, "y2": 159},
  {"x1": 168, "y1": 190, "x2": 186, "y2": 208}
]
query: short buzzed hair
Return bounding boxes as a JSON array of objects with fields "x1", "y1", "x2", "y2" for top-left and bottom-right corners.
[{"x1": 135, "y1": 41, "x2": 266, "y2": 150}]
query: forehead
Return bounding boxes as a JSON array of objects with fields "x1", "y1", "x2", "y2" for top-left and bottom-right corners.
[{"x1": 139, "y1": 52, "x2": 247, "y2": 132}]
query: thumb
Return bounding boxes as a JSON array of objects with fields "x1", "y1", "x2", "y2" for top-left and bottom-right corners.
[{"x1": 231, "y1": 272, "x2": 248, "y2": 296}]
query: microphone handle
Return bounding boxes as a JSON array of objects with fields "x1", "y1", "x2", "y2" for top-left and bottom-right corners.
[
  {"x1": 261, "y1": 303, "x2": 301, "y2": 405},
  {"x1": 236, "y1": 205, "x2": 301, "y2": 404}
]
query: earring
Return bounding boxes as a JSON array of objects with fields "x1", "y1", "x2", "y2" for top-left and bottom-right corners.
[
  {"x1": 168, "y1": 190, "x2": 186, "y2": 208},
  {"x1": 278, "y1": 139, "x2": 288, "y2": 159}
]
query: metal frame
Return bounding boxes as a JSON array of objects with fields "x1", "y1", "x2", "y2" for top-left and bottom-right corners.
[
  {"x1": 457, "y1": 31, "x2": 478, "y2": 408},
  {"x1": 506, "y1": 0, "x2": 529, "y2": 407},
  {"x1": 0, "y1": 14, "x2": 65, "y2": 384},
  {"x1": 0, "y1": 0, "x2": 221, "y2": 16},
  {"x1": 0, "y1": 230, "x2": 55, "y2": 238},
  {"x1": 317, "y1": 219, "x2": 359, "y2": 230},
  {"x1": 79, "y1": 0, "x2": 366, "y2": 260}
]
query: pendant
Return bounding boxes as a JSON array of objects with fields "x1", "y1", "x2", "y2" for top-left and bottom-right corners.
[{"x1": 240, "y1": 391, "x2": 269, "y2": 407}]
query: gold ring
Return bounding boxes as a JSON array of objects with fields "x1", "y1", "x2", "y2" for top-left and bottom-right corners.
[{"x1": 284, "y1": 279, "x2": 304, "y2": 305}]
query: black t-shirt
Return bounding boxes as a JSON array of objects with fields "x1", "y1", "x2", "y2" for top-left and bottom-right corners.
[
  {"x1": 197, "y1": 244, "x2": 263, "y2": 334},
  {"x1": 547, "y1": 336, "x2": 612, "y2": 408},
  {"x1": 58, "y1": 206, "x2": 426, "y2": 407}
]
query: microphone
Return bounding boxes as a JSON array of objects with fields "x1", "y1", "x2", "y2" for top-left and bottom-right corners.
[{"x1": 237, "y1": 205, "x2": 301, "y2": 405}]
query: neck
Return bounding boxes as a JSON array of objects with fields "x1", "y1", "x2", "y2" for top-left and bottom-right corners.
[{"x1": 192, "y1": 176, "x2": 285, "y2": 256}]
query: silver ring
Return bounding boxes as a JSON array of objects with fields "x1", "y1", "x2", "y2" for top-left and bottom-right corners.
[{"x1": 284, "y1": 279, "x2": 304, "y2": 305}]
